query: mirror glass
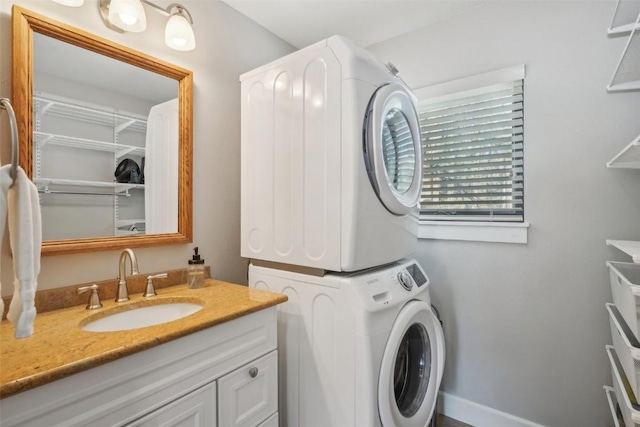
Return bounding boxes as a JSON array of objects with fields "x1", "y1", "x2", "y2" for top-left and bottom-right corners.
[
  {"x1": 33, "y1": 33, "x2": 178, "y2": 240},
  {"x1": 13, "y1": 6, "x2": 193, "y2": 255}
]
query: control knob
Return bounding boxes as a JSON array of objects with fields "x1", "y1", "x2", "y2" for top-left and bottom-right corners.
[{"x1": 397, "y1": 271, "x2": 413, "y2": 291}]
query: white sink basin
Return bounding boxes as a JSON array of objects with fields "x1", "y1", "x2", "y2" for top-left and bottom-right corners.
[{"x1": 82, "y1": 302, "x2": 203, "y2": 332}]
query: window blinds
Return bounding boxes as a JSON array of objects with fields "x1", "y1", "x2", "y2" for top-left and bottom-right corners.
[{"x1": 418, "y1": 80, "x2": 524, "y2": 222}]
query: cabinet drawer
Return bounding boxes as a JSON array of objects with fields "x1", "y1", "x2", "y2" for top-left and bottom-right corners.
[
  {"x1": 127, "y1": 381, "x2": 217, "y2": 426},
  {"x1": 218, "y1": 350, "x2": 278, "y2": 427}
]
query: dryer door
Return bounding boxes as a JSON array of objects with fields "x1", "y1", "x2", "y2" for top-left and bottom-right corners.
[
  {"x1": 378, "y1": 300, "x2": 445, "y2": 427},
  {"x1": 364, "y1": 83, "x2": 422, "y2": 216}
]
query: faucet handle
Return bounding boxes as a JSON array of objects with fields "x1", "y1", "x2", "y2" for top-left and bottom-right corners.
[
  {"x1": 77, "y1": 284, "x2": 102, "y2": 310},
  {"x1": 144, "y1": 273, "x2": 168, "y2": 298}
]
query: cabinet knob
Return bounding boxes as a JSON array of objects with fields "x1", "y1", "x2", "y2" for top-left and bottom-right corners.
[{"x1": 249, "y1": 367, "x2": 258, "y2": 378}]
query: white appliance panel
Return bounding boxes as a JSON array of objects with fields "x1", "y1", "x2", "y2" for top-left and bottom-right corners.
[
  {"x1": 241, "y1": 36, "x2": 420, "y2": 272},
  {"x1": 244, "y1": 81, "x2": 270, "y2": 254},
  {"x1": 273, "y1": 71, "x2": 294, "y2": 256},
  {"x1": 241, "y1": 45, "x2": 341, "y2": 270},
  {"x1": 251, "y1": 272, "x2": 355, "y2": 427},
  {"x1": 249, "y1": 259, "x2": 443, "y2": 427}
]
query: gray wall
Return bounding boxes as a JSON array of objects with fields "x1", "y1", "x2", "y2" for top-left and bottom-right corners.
[
  {"x1": 369, "y1": 1, "x2": 640, "y2": 426},
  {"x1": 0, "y1": 0, "x2": 295, "y2": 291}
]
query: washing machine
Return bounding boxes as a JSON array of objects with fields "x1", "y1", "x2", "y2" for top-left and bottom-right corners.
[
  {"x1": 249, "y1": 259, "x2": 445, "y2": 427},
  {"x1": 240, "y1": 35, "x2": 423, "y2": 272}
]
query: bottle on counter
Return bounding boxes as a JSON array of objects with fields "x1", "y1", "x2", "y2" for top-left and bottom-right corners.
[{"x1": 187, "y1": 247, "x2": 206, "y2": 289}]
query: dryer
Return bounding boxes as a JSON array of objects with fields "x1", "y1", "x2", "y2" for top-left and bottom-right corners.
[
  {"x1": 249, "y1": 259, "x2": 445, "y2": 427},
  {"x1": 240, "y1": 35, "x2": 423, "y2": 272}
]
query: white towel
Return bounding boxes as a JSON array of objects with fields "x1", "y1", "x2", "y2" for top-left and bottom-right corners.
[
  {"x1": 2, "y1": 166, "x2": 42, "y2": 338},
  {"x1": 0, "y1": 165, "x2": 11, "y2": 320}
]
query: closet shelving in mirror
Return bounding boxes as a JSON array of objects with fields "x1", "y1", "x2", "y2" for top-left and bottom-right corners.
[
  {"x1": 116, "y1": 219, "x2": 146, "y2": 236},
  {"x1": 34, "y1": 132, "x2": 146, "y2": 158},
  {"x1": 34, "y1": 94, "x2": 147, "y2": 133},
  {"x1": 33, "y1": 91, "x2": 148, "y2": 238},
  {"x1": 33, "y1": 178, "x2": 144, "y2": 196},
  {"x1": 607, "y1": 133, "x2": 640, "y2": 168}
]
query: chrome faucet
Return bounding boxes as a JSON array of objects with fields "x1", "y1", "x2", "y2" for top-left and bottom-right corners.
[{"x1": 116, "y1": 248, "x2": 140, "y2": 302}]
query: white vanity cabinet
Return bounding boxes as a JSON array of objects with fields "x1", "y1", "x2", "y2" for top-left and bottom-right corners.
[{"x1": 0, "y1": 307, "x2": 278, "y2": 427}]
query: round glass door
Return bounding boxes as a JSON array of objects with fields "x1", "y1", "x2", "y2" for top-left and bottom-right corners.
[
  {"x1": 393, "y1": 323, "x2": 431, "y2": 417},
  {"x1": 378, "y1": 301, "x2": 445, "y2": 427},
  {"x1": 364, "y1": 84, "x2": 422, "y2": 216},
  {"x1": 382, "y1": 108, "x2": 417, "y2": 195}
]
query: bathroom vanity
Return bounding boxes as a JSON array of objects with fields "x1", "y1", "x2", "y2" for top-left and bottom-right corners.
[{"x1": 0, "y1": 280, "x2": 285, "y2": 427}]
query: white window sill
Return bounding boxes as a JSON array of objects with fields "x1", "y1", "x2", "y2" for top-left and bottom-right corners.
[{"x1": 418, "y1": 221, "x2": 530, "y2": 244}]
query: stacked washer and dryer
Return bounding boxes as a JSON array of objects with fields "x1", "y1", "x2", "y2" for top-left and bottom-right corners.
[{"x1": 240, "y1": 36, "x2": 445, "y2": 427}]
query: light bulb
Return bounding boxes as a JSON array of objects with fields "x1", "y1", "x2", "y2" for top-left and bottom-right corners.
[
  {"x1": 108, "y1": 0, "x2": 146, "y2": 32},
  {"x1": 52, "y1": 0, "x2": 84, "y2": 6},
  {"x1": 165, "y1": 12, "x2": 195, "y2": 51},
  {"x1": 119, "y1": 12, "x2": 138, "y2": 26}
]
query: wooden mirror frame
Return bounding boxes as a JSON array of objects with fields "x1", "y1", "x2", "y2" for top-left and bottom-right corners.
[{"x1": 11, "y1": 6, "x2": 193, "y2": 256}]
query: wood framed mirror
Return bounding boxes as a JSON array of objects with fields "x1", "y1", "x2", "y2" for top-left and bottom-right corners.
[{"x1": 11, "y1": 6, "x2": 193, "y2": 256}]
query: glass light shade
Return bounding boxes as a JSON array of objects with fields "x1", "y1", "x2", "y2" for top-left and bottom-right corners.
[
  {"x1": 51, "y1": 0, "x2": 84, "y2": 6},
  {"x1": 108, "y1": 0, "x2": 146, "y2": 32},
  {"x1": 165, "y1": 13, "x2": 196, "y2": 51}
]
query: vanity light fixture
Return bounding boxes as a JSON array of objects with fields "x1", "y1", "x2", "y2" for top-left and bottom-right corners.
[{"x1": 97, "y1": 0, "x2": 196, "y2": 51}]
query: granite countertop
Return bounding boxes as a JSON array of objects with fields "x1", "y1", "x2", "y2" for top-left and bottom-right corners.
[{"x1": 0, "y1": 279, "x2": 287, "y2": 398}]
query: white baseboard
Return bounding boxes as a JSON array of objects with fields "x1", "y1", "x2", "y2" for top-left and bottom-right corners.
[{"x1": 437, "y1": 391, "x2": 547, "y2": 427}]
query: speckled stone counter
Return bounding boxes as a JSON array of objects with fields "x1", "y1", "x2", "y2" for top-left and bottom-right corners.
[{"x1": 0, "y1": 280, "x2": 287, "y2": 398}]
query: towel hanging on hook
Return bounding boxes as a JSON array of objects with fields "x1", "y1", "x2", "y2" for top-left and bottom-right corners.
[{"x1": 0, "y1": 98, "x2": 19, "y2": 186}]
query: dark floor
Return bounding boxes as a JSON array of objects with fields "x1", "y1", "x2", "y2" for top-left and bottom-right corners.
[{"x1": 437, "y1": 413, "x2": 474, "y2": 427}]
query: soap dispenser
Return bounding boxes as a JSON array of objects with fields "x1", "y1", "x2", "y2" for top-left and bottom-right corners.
[{"x1": 187, "y1": 247, "x2": 206, "y2": 289}]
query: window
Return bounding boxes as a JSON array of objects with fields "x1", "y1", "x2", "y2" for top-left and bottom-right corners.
[
  {"x1": 418, "y1": 79, "x2": 524, "y2": 221},
  {"x1": 413, "y1": 65, "x2": 529, "y2": 243}
]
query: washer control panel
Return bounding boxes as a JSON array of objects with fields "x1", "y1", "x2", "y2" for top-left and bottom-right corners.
[
  {"x1": 406, "y1": 263, "x2": 428, "y2": 288},
  {"x1": 356, "y1": 260, "x2": 430, "y2": 307},
  {"x1": 393, "y1": 263, "x2": 428, "y2": 292}
]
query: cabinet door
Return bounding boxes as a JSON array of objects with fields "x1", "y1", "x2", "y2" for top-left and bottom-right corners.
[
  {"x1": 218, "y1": 350, "x2": 278, "y2": 427},
  {"x1": 127, "y1": 382, "x2": 216, "y2": 427},
  {"x1": 257, "y1": 413, "x2": 278, "y2": 427}
]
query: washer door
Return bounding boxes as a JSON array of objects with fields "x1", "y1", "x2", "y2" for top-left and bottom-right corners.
[
  {"x1": 364, "y1": 83, "x2": 422, "y2": 216},
  {"x1": 378, "y1": 301, "x2": 445, "y2": 427}
]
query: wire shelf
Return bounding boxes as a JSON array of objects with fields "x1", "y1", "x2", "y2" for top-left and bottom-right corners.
[
  {"x1": 34, "y1": 93, "x2": 147, "y2": 133},
  {"x1": 607, "y1": 133, "x2": 640, "y2": 169},
  {"x1": 34, "y1": 177, "x2": 144, "y2": 193},
  {"x1": 609, "y1": 0, "x2": 640, "y2": 34},
  {"x1": 34, "y1": 132, "x2": 145, "y2": 158},
  {"x1": 116, "y1": 219, "x2": 146, "y2": 227},
  {"x1": 608, "y1": 12, "x2": 640, "y2": 92}
]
